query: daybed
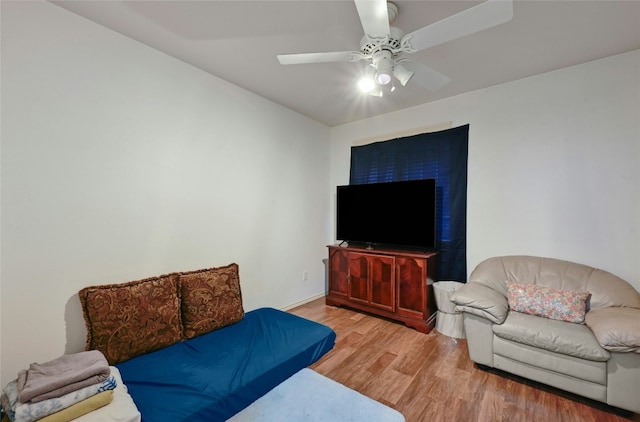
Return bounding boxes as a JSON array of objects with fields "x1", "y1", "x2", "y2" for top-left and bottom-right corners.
[
  {"x1": 78, "y1": 263, "x2": 336, "y2": 421},
  {"x1": 450, "y1": 255, "x2": 640, "y2": 414}
]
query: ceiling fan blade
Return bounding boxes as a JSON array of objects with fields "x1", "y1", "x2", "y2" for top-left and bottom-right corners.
[
  {"x1": 403, "y1": 0, "x2": 513, "y2": 52},
  {"x1": 402, "y1": 61, "x2": 451, "y2": 92},
  {"x1": 354, "y1": 0, "x2": 390, "y2": 39},
  {"x1": 277, "y1": 51, "x2": 361, "y2": 65}
]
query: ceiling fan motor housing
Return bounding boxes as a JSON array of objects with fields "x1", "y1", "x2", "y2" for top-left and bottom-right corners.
[{"x1": 359, "y1": 26, "x2": 404, "y2": 56}]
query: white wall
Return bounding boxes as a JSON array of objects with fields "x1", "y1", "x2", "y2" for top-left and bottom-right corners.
[
  {"x1": 330, "y1": 50, "x2": 640, "y2": 292},
  {"x1": 1, "y1": 1, "x2": 330, "y2": 387}
]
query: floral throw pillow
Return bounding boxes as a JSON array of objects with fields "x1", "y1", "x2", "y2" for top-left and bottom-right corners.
[{"x1": 507, "y1": 283, "x2": 590, "y2": 324}]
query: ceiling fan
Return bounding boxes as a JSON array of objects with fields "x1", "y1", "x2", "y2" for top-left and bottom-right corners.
[{"x1": 277, "y1": 0, "x2": 513, "y2": 96}]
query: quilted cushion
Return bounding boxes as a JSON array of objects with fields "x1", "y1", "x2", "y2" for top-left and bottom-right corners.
[
  {"x1": 508, "y1": 282, "x2": 590, "y2": 324},
  {"x1": 78, "y1": 274, "x2": 182, "y2": 365},
  {"x1": 179, "y1": 263, "x2": 244, "y2": 339}
]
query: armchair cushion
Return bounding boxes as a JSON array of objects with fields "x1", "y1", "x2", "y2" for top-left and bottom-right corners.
[
  {"x1": 493, "y1": 311, "x2": 610, "y2": 361},
  {"x1": 450, "y1": 283, "x2": 509, "y2": 324},
  {"x1": 585, "y1": 307, "x2": 640, "y2": 353}
]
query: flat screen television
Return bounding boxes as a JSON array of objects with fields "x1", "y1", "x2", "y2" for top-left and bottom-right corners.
[{"x1": 336, "y1": 179, "x2": 436, "y2": 250}]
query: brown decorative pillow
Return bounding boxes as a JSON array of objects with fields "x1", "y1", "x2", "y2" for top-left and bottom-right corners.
[
  {"x1": 179, "y1": 263, "x2": 244, "y2": 339},
  {"x1": 78, "y1": 274, "x2": 182, "y2": 365}
]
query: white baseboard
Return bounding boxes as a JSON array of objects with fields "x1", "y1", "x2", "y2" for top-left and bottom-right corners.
[{"x1": 281, "y1": 292, "x2": 326, "y2": 311}]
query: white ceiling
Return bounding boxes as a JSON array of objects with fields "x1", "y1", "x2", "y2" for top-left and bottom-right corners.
[{"x1": 51, "y1": 0, "x2": 640, "y2": 127}]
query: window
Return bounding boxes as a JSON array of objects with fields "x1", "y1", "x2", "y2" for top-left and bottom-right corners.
[{"x1": 349, "y1": 124, "x2": 468, "y2": 281}]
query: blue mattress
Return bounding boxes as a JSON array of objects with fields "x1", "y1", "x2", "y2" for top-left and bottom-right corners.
[{"x1": 116, "y1": 307, "x2": 336, "y2": 421}]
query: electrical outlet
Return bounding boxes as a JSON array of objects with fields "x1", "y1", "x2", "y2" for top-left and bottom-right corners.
[{"x1": 303, "y1": 271, "x2": 308, "y2": 282}]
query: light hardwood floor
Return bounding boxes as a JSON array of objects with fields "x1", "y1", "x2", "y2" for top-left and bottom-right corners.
[{"x1": 289, "y1": 298, "x2": 640, "y2": 422}]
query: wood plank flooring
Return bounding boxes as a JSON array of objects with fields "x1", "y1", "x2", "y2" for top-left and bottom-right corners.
[{"x1": 289, "y1": 298, "x2": 640, "y2": 422}]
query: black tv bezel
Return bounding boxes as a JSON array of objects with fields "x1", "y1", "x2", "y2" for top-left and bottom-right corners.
[{"x1": 335, "y1": 179, "x2": 437, "y2": 251}]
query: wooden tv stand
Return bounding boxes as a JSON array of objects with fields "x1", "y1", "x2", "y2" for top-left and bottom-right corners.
[{"x1": 326, "y1": 244, "x2": 438, "y2": 333}]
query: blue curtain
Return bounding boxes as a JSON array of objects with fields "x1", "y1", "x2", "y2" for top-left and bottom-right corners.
[{"x1": 349, "y1": 124, "x2": 468, "y2": 281}]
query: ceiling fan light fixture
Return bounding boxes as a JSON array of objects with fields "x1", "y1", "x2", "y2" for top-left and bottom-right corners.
[
  {"x1": 357, "y1": 75, "x2": 376, "y2": 93},
  {"x1": 375, "y1": 70, "x2": 392, "y2": 85},
  {"x1": 393, "y1": 64, "x2": 414, "y2": 86},
  {"x1": 372, "y1": 50, "x2": 394, "y2": 85},
  {"x1": 368, "y1": 87, "x2": 383, "y2": 97}
]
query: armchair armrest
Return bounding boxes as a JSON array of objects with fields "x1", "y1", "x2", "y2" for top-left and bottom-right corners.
[
  {"x1": 585, "y1": 307, "x2": 640, "y2": 353},
  {"x1": 450, "y1": 283, "x2": 509, "y2": 325}
]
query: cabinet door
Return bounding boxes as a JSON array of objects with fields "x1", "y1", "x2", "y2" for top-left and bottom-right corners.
[
  {"x1": 348, "y1": 253, "x2": 370, "y2": 304},
  {"x1": 348, "y1": 252, "x2": 395, "y2": 311},
  {"x1": 369, "y1": 254, "x2": 395, "y2": 311},
  {"x1": 396, "y1": 256, "x2": 427, "y2": 318},
  {"x1": 328, "y1": 248, "x2": 349, "y2": 298}
]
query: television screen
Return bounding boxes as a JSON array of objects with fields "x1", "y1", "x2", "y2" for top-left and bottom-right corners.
[{"x1": 336, "y1": 179, "x2": 436, "y2": 250}]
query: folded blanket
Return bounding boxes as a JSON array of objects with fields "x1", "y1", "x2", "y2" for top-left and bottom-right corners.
[
  {"x1": 2, "y1": 375, "x2": 116, "y2": 422},
  {"x1": 37, "y1": 390, "x2": 114, "y2": 422},
  {"x1": 72, "y1": 366, "x2": 141, "y2": 422},
  {"x1": 18, "y1": 351, "x2": 110, "y2": 403}
]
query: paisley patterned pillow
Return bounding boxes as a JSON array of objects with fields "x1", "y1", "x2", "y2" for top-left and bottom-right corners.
[
  {"x1": 79, "y1": 274, "x2": 182, "y2": 365},
  {"x1": 507, "y1": 282, "x2": 590, "y2": 324},
  {"x1": 179, "y1": 263, "x2": 244, "y2": 339}
]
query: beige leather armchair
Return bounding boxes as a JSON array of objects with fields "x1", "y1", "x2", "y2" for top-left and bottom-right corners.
[{"x1": 450, "y1": 255, "x2": 640, "y2": 413}]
